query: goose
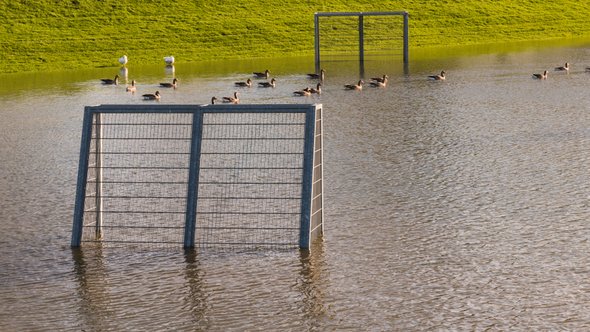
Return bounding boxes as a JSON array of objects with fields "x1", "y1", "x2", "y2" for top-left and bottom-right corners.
[
  {"x1": 344, "y1": 80, "x2": 364, "y2": 90},
  {"x1": 118, "y1": 55, "x2": 128, "y2": 65},
  {"x1": 371, "y1": 74, "x2": 389, "y2": 83},
  {"x1": 164, "y1": 56, "x2": 175, "y2": 65},
  {"x1": 307, "y1": 69, "x2": 325, "y2": 81},
  {"x1": 223, "y1": 91, "x2": 240, "y2": 104},
  {"x1": 160, "y1": 78, "x2": 178, "y2": 88},
  {"x1": 100, "y1": 74, "x2": 119, "y2": 85},
  {"x1": 428, "y1": 71, "x2": 446, "y2": 80},
  {"x1": 294, "y1": 88, "x2": 312, "y2": 96},
  {"x1": 532, "y1": 70, "x2": 548, "y2": 80},
  {"x1": 142, "y1": 91, "x2": 161, "y2": 100},
  {"x1": 125, "y1": 80, "x2": 137, "y2": 93},
  {"x1": 258, "y1": 78, "x2": 276, "y2": 88},
  {"x1": 554, "y1": 62, "x2": 569, "y2": 72},
  {"x1": 235, "y1": 78, "x2": 253, "y2": 87},
  {"x1": 370, "y1": 76, "x2": 388, "y2": 87},
  {"x1": 310, "y1": 83, "x2": 322, "y2": 94},
  {"x1": 253, "y1": 69, "x2": 270, "y2": 79},
  {"x1": 211, "y1": 96, "x2": 218, "y2": 105}
]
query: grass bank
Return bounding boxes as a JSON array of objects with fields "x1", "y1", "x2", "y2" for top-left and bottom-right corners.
[{"x1": 2, "y1": 0, "x2": 590, "y2": 73}]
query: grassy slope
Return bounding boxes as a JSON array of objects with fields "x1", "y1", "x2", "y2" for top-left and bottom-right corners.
[{"x1": 1, "y1": 0, "x2": 590, "y2": 73}]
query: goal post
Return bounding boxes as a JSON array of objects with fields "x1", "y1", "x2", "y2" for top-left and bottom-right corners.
[{"x1": 314, "y1": 11, "x2": 409, "y2": 72}]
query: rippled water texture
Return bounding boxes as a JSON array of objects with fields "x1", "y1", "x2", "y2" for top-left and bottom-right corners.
[{"x1": 0, "y1": 43, "x2": 589, "y2": 330}]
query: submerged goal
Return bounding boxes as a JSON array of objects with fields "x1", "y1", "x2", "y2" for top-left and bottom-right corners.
[{"x1": 71, "y1": 104, "x2": 323, "y2": 250}]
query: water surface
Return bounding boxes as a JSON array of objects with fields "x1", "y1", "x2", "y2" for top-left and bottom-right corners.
[{"x1": 1, "y1": 42, "x2": 589, "y2": 330}]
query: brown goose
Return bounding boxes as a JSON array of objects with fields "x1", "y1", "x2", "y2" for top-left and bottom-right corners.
[
  {"x1": 310, "y1": 83, "x2": 322, "y2": 94},
  {"x1": 294, "y1": 88, "x2": 311, "y2": 96},
  {"x1": 125, "y1": 80, "x2": 137, "y2": 93},
  {"x1": 222, "y1": 91, "x2": 240, "y2": 104},
  {"x1": 370, "y1": 76, "x2": 388, "y2": 87},
  {"x1": 142, "y1": 91, "x2": 161, "y2": 100},
  {"x1": 258, "y1": 78, "x2": 276, "y2": 88},
  {"x1": 307, "y1": 68, "x2": 325, "y2": 81},
  {"x1": 211, "y1": 97, "x2": 218, "y2": 104},
  {"x1": 253, "y1": 69, "x2": 270, "y2": 79},
  {"x1": 428, "y1": 71, "x2": 446, "y2": 80},
  {"x1": 160, "y1": 78, "x2": 178, "y2": 88},
  {"x1": 554, "y1": 62, "x2": 570, "y2": 72},
  {"x1": 100, "y1": 74, "x2": 119, "y2": 85},
  {"x1": 532, "y1": 70, "x2": 548, "y2": 80},
  {"x1": 235, "y1": 78, "x2": 252, "y2": 87},
  {"x1": 370, "y1": 74, "x2": 389, "y2": 83},
  {"x1": 344, "y1": 80, "x2": 364, "y2": 90}
]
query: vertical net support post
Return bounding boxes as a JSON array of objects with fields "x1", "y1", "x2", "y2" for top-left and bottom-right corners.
[
  {"x1": 403, "y1": 11, "x2": 409, "y2": 64},
  {"x1": 184, "y1": 111, "x2": 204, "y2": 249},
  {"x1": 299, "y1": 105, "x2": 324, "y2": 250},
  {"x1": 314, "y1": 13, "x2": 321, "y2": 73},
  {"x1": 71, "y1": 107, "x2": 97, "y2": 247}
]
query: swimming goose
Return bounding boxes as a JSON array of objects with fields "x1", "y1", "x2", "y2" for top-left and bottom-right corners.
[
  {"x1": 307, "y1": 69, "x2": 325, "y2": 81},
  {"x1": 344, "y1": 80, "x2": 364, "y2": 90},
  {"x1": 160, "y1": 78, "x2": 178, "y2": 88},
  {"x1": 164, "y1": 56, "x2": 175, "y2": 65},
  {"x1": 532, "y1": 70, "x2": 548, "y2": 80},
  {"x1": 100, "y1": 75, "x2": 119, "y2": 85},
  {"x1": 258, "y1": 78, "x2": 276, "y2": 88},
  {"x1": 211, "y1": 97, "x2": 218, "y2": 104},
  {"x1": 118, "y1": 55, "x2": 128, "y2": 65},
  {"x1": 223, "y1": 91, "x2": 240, "y2": 104},
  {"x1": 310, "y1": 83, "x2": 322, "y2": 94},
  {"x1": 370, "y1": 76, "x2": 388, "y2": 87},
  {"x1": 428, "y1": 71, "x2": 446, "y2": 80},
  {"x1": 235, "y1": 78, "x2": 253, "y2": 87},
  {"x1": 253, "y1": 69, "x2": 270, "y2": 79},
  {"x1": 555, "y1": 62, "x2": 570, "y2": 72},
  {"x1": 142, "y1": 91, "x2": 161, "y2": 100},
  {"x1": 294, "y1": 88, "x2": 312, "y2": 96},
  {"x1": 371, "y1": 74, "x2": 389, "y2": 83},
  {"x1": 125, "y1": 80, "x2": 136, "y2": 93}
]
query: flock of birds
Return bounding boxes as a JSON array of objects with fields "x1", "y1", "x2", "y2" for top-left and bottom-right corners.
[
  {"x1": 101, "y1": 55, "x2": 581, "y2": 104},
  {"x1": 100, "y1": 55, "x2": 451, "y2": 104}
]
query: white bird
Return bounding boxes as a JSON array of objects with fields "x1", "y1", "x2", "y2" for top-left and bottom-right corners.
[
  {"x1": 164, "y1": 56, "x2": 175, "y2": 65},
  {"x1": 118, "y1": 55, "x2": 128, "y2": 65}
]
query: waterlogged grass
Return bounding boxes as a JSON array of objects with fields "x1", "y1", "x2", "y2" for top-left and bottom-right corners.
[{"x1": 1, "y1": 0, "x2": 590, "y2": 73}]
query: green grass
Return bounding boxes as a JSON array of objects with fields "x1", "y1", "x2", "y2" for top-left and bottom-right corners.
[{"x1": 2, "y1": 0, "x2": 590, "y2": 73}]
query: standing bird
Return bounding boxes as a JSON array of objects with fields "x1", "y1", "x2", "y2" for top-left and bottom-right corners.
[
  {"x1": 160, "y1": 78, "x2": 178, "y2": 89},
  {"x1": 118, "y1": 55, "x2": 128, "y2": 66},
  {"x1": 428, "y1": 71, "x2": 446, "y2": 80},
  {"x1": 344, "y1": 80, "x2": 364, "y2": 90},
  {"x1": 307, "y1": 68, "x2": 325, "y2": 81},
  {"x1": 100, "y1": 74, "x2": 119, "y2": 85},
  {"x1": 125, "y1": 80, "x2": 137, "y2": 93},
  {"x1": 258, "y1": 78, "x2": 276, "y2": 88},
  {"x1": 235, "y1": 78, "x2": 253, "y2": 87},
  {"x1": 253, "y1": 69, "x2": 270, "y2": 79},
  {"x1": 310, "y1": 83, "x2": 322, "y2": 94},
  {"x1": 223, "y1": 91, "x2": 240, "y2": 104},
  {"x1": 532, "y1": 70, "x2": 548, "y2": 80},
  {"x1": 554, "y1": 62, "x2": 570, "y2": 72},
  {"x1": 142, "y1": 91, "x2": 161, "y2": 100},
  {"x1": 164, "y1": 56, "x2": 175, "y2": 65}
]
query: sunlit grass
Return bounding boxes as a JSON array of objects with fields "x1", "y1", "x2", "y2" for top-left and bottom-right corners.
[{"x1": 1, "y1": 0, "x2": 590, "y2": 73}]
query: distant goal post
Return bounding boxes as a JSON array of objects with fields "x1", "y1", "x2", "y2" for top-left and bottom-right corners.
[{"x1": 314, "y1": 11, "x2": 409, "y2": 70}]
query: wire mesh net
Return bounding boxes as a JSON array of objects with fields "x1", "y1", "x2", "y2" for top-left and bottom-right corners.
[
  {"x1": 318, "y1": 14, "x2": 406, "y2": 60},
  {"x1": 75, "y1": 106, "x2": 323, "y2": 250}
]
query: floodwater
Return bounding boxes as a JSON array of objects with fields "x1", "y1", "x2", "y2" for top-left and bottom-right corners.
[{"x1": 1, "y1": 40, "x2": 589, "y2": 330}]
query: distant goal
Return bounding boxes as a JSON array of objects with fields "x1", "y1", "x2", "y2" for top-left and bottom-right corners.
[{"x1": 314, "y1": 11, "x2": 409, "y2": 70}]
